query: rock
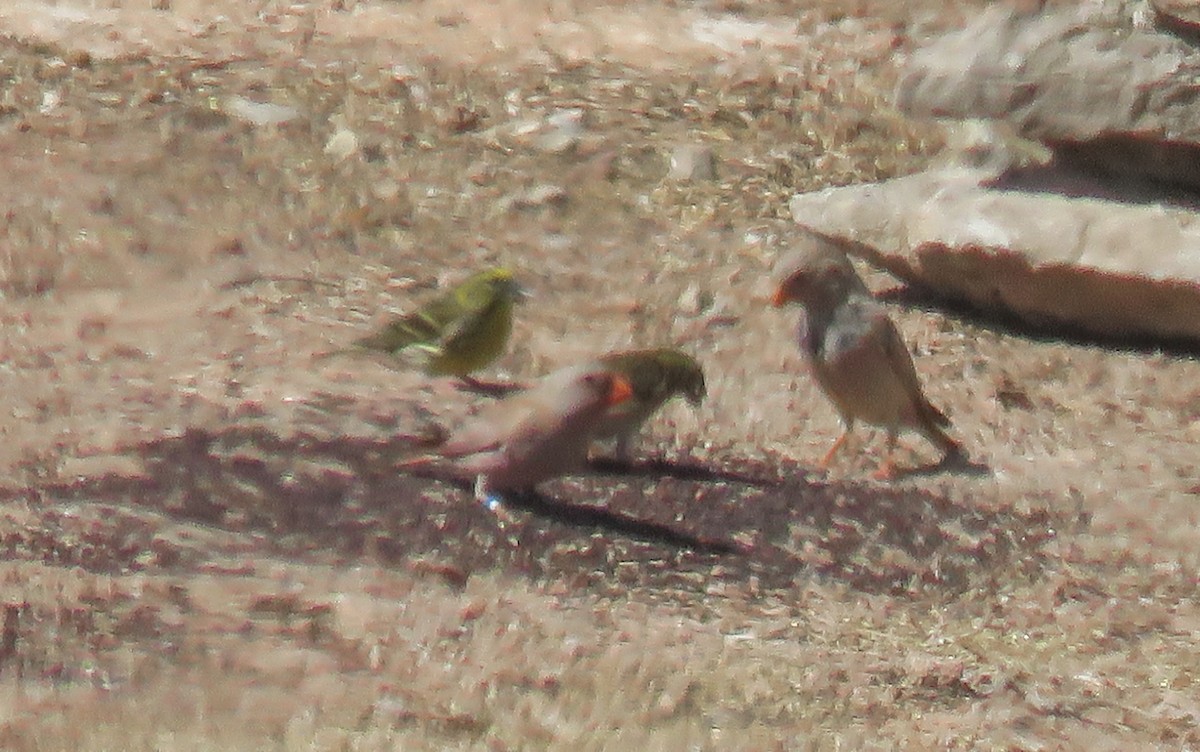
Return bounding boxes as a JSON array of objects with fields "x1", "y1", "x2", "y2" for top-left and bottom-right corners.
[
  {"x1": 678, "y1": 282, "x2": 713, "y2": 315},
  {"x1": 874, "y1": 2, "x2": 1200, "y2": 342},
  {"x1": 936, "y1": 119, "x2": 1052, "y2": 173},
  {"x1": 896, "y1": 5, "x2": 1200, "y2": 190},
  {"x1": 1154, "y1": 0, "x2": 1200, "y2": 36},
  {"x1": 324, "y1": 127, "x2": 359, "y2": 162},
  {"x1": 223, "y1": 95, "x2": 300, "y2": 127},
  {"x1": 495, "y1": 108, "x2": 591, "y2": 155},
  {"x1": 789, "y1": 167, "x2": 1200, "y2": 343},
  {"x1": 539, "y1": 108, "x2": 586, "y2": 154},
  {"x1": 498, "y1": 183, "x2": 568, "y2": 214},
  {"x1": 667, "y1": 144, "x2": 716, "y2": 182}
]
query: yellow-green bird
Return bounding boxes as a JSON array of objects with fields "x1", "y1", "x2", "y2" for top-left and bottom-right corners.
[
  {"x1": 590, "y1": 347, "x2": 707, "y2": 461},
  {"x1": 353, "y1": 267, "x2": 522, "y2": 379}
]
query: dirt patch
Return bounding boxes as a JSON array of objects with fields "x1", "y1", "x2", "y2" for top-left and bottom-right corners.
[
  {"x1": 2, "y1": 0, "x2": 1199, "y2": 749},
  {"x1": 6, "y1": 426, "x2": 1062, "y2": 596}
]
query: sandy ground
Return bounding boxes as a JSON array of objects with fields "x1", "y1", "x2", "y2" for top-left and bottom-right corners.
[{"x1": 1, "y1": 0, "x2": 1199, "y2": 749}]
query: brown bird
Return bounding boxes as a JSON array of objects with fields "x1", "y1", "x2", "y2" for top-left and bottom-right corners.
[
  {"x1": 406, "y1": 364, "x2": 634, "y2": 507},
  {"x1": 771, "y1": 232, "x2": 963, "y2": 478}
]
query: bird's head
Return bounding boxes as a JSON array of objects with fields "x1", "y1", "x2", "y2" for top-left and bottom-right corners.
[
  {"x1": 771, "y1": 231, "x2": 866, "y2": 309},
  {"x1": 599, "y1": 348, "x2": 706, "y2": 407},
  {"x1": 580, "y1": 371, "x2": 634, "y2": 407},
  {"x1": 658, "y1": 349, "x2": 707, "y2": 407},
  {"x1": 473, "y1": 267, "x2": 526, "y2": 304}
]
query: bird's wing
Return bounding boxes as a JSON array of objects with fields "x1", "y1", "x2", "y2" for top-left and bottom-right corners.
[
  {"x1": 435, "y1": 293, "x2": 503, "y2": 352},
  {"x1": 436, "y1": 417, "x2": 506, "y2": 458},
  {"x1": 354, "y1": 291, "x2": 464, "y2": 353},
  {"x1": 868, "y1": 303, "x2": 951, "y2": 428},
  {"x1": 435, "y1": 386, "x2": 546, "y2": 458},
  {"x1": 795, "y1": 310, "x2": 814, "y2": 357}
]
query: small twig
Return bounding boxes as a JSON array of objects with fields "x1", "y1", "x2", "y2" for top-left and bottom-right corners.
[
  {"x1": 219, "y1": 274, "x2": 343, "y2": 291},
  {"x1": 454, "y1": 376, "x2": 528, "y2": 398},
  {"x1": 588, "y1": 457, "x2": 782, "y2": 489},
  {"x1": 0, "y1": 603, "x2": 22, "y2": 668}
]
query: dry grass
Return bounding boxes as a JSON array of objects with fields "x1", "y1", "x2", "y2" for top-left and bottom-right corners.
[{"x1": 2, "y1": 0, "x2": 1199, "y2": 749}]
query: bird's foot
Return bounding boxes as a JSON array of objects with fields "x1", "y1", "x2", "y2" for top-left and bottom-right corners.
[
  {"x1": 818, "y1": 430, "x2": 851, "y2": 472},
  {"x1": 455, "y1": 376, "x2": 525, "y2": 398},
  {"x1": 482, "y1": 493, "x2": 503, "y2": 513},
  {"x1": 871, "y1": 460, "x2": 898, "y2": 481},
  {"x1": 612, "y1": 439, "x2": 635, "y2": 465},
  {"x1": 475, "y1": 476, "x2": 518, "y2": 524},
  {"x1": 480, "y1": 493, "x2": 520, "y2": 526},
  {"x1": 942, "y1": 444, "x2": 968, "y2": 466}
]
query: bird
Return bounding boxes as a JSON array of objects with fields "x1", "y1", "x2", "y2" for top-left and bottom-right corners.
[
  {"x1": 403, "y1": 364, "x2": 635, "y2": 508},
  {"x1": 350, "y1": 267, "x2": 523, "y2": 383},
  {"x1": 589, "y1": 347, "x2": 706, "y2": 461},
  {"x1": 770, "y1": 231, "x2": 963, "y2": 479}
]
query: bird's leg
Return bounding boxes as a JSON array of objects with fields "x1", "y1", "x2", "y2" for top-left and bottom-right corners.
[
  {"x1": 474, "y1": 475, "x2": 517, "y2": 523},
  {"x1": 458, "y1": 375, "x2": 492, "y2": 394},
  {"x1": 613, "y1": 434, "x2": 634, "y2": 464},
  {"x1": 872, "y1": 431, "x2": 899, "y2": 480},
  {"x1": 473, "y1": 474, "x2": 491, "y2": 505},
  {"x1": 819, "y1": 424, "x2": 853, "y2": 471},
  {"x1": 456, "y1": 375, "x2": 524, "y2": 398},
  {"x1": 474, "y1": 475, "x2": 505, "y2": 512}
]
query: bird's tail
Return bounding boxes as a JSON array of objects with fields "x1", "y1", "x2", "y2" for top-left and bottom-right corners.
[
  {"x1": 396, "y1": 454, "x2": 438, "y2": 470},
  {"x1": 374, "y1": 424, "x2": 451, "y2": 472},
  {"x1": 394, "y1": 424, "x2": 450, "y2": 468},
  {"x1": 312, "y1": 347, "x2": 358, "y2": 361},
  {"x1": 407, "y1": 421, "x2": 450, "y2": 449},
  {"x1": 918, "y1": 400, "x2": 963, "y2": 460}
]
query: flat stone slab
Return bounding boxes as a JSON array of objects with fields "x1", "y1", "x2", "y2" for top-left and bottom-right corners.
[
  {"x1": 896, "y1": 5, "x2": 1200, "y2": 190},
  {"x1": 1154, "y1": 0, "x2": 1200, "y2": 36},
  {"x1": 789, "y1": 167, "x2": 1200, "y2": 343}
]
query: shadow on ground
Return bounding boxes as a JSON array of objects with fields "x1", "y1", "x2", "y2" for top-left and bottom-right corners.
[{"x1": 4, "y1": 427, "x2": 1065, "y2": 599}]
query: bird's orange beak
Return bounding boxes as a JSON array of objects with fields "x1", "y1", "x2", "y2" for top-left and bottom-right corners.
[
  {"x1": 606, "y1": 375, "x2": 634, "y2": 406},
  {"x1": 771, "y1": 285, "x2": 790, "y2": 308}
]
